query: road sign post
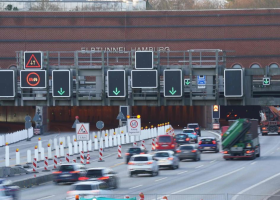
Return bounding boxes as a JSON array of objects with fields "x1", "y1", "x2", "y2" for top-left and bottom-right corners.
[
  {"x1": 24, "y1": 51, "x2": 43, "y2": 70},
  {"x1": 107, "y1": 70, "x2": 126, "y2": 97},
  {"x1": 52, "y1": 70, "x2": 71, "y2": 97},
  {"x1": 127, "y1": 118, "x2": 141, "y2": 136},
  {"x1": 212, "y1": 105, "x2": 220, "y2": 119},
  {"x1": 197, "y1": 75, "x2": 206, "y2": 89},
  {"x1": 131, "y1": 70, "x2": 158, "y2": 88},
  {"x1": 263, "y1": 77, "x2": 270, "y2": 86},
  {"x1": 164, "y1": 69, "x2": 182, "y2": 97},
  {"x1": 0, "y1": 70, "x2": 15, "y2": 97},
  {"x1": 20, "y1": 70, "x2": 46, "y2": 88},
  {"x1": 76, "y1": 123, "x2": 90, "y2": 141}
]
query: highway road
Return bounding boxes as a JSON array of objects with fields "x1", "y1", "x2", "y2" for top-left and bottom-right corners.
[{"x1": 14, "y1": 129, "x2": 280, "y2": 200}]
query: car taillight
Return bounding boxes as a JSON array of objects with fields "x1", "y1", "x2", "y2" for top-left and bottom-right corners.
[
  {"x1": 198, "y1": 141, "x2": 202, "y2": 145},
  {"x1": 191, "y1": 150, "x2": 197, "y2": 153},
  {"x1": 67, "y1": 191, "x2": 74, "y2": 194},
  {"x1": 223, "y1": 151, "x2": 228, "y2": 154},
  {"x1": 212, "y1": 141, "x2": 216, "y2": 144},
  {"x1": 128, "y1": 162, "x2": 134, "y2": 165},
  {"x1": 168, "y1": 157, "x2": 173, "y2": 160},
  {"x1": 171, "y1": 144, "x2": 175, "y2": 147},
  {"x1": 176, "y1": 150, "x2": 181, "y2": 153},
  {"x1": 140, "y1": 152, "x2": 145, "y2": 154},
  {"x1": 147, "y1": 161, "x2": 153, "y2": 165},
  {"x1": 195, "y1": 128, "x2": 199, "y2": 130},
  {"x1": 156, "y1": 144, "x2": 159, "y2": 147},
  {"x1": 126, "y1": 153, "x2": 130, "y2": 156},
  {"x1": 78, "y1": 177, "x2": 89, "y2": 181},
  {"x1": 98, "y1": 176, "x2": 109, "y2": 180},
  {"x1": 262, "y1": 127, "x2": 266, "y2": 130},
  {"x1": 186, "y1": 138, "x2": 190, "y2": 141},
  {"x1": 70, "y1": 171, "x2": 80, "y2": 174},
  {"x1": 193, "y1": 132, "x2": 197, "y2": 135},
  {"x1": 52, "y1": 171, "x2": 62, "y2": 174}
]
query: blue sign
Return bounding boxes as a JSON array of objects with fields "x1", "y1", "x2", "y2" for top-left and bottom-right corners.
[{"x1": 197, "y1": 75, "x2": 206, "y2": 88}]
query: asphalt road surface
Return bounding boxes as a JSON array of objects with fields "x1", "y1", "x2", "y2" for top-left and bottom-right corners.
[{"x1": 10, "y1": 130, "x2": 280, "y2": 200}]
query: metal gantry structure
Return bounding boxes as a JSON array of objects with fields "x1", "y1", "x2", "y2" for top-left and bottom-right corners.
[{"x1": 1, "y1": 49, "x2": 280, "y2": 106}]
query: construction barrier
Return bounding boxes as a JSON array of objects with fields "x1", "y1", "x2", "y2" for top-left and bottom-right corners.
[
  {"x1": 94, "y1": 136, "x2": 98, "y2": 151},
  {"x1": 60, "y1": 142, "x2": 64, "y2": 158},
  {"x1": 55, "y1": 144, "x2": 60, "y2": 158},
  {"x1": 105, "y1": 134, "x2": 109, "y2": 148},
  {"x1": 47, "y1": 144, "x2": 52, "y2": 160},
  {"x1": 53, "y1": 138, "x2": 58, "y2": 151},
  {"x1": 15, "y1": 148, "x2": 21, "y2": 166},
  {"x1": 117, "y1": 135, "x2": 121, "y2": 146},
  {"x1": 34, "y1": 146, "x2": 39, "y2": 162},
  {"x1": 78, "y1": 141, "x2": 83, "y2": 153},
  {"x1": 83, "y1": 141, "x2": 88, "y2": 152},
  {"x1": 5, "y1": 143, "x2": 9, "y2": 167},
  {"x1": 73, "y1": 158, "x2": 76, "y2": 163},
  {"x1": 0, "y1": 127, "x2": 33, "y2": 147},
  {"x1": 109, "y1": 135, "x2": 113, "y2": 147},
  {"x1": 88, "y1": 140, "x2": 92, "y2": 152},
  {"x1": 40, "y1": 148, "x2": 45, "y2": 163},
  {"x1": 152, "y1": 138, "x2": 156, "y2": 151},
  {"x1": 66, "y1": 153, "x2": 70, "y2": 163},
  {"x1": 27, "y1": 150, "x2": 32, "y2": 164},
  {"x1": 133, "y1": 142, "x2": 137, "y2": 147},
  {"x1": 113, "y1": 133, "x2": 117, "y2": 146},
  {"x1": 126, "y1": 133, "x2": 130, "y2": 144},
  {"x1": 32, "y1": 158, "x2": 38, "y2": 173},
  {"x1": 74, "y1": 139, "x2": 78, "y2": 155},
  {"x1": 117, "y1": 145, "x2": 122, "y2": 159},
  {"x1": 121, "y1": 131, "x2": 125, "y2": 144},
  {"x1": 98, "y1": 148, "x2": 104, "y2": 162},
  {"x1": 38, "y1": 138, "x2": 42, "y2": 153},
  {"x1": 52, "y1": 155, "x2": 58, "y2": 170},
  {"x1": 66, "y1": 136, "x2": 71, "y2": 149},
  {"x1": 139, "y1": 192, "x2": 144, "y2": 200},
  {"x1": 142, "y1": 140, "x2": 146, "y2": 150},
  {"x1": 43, "y1": 157, "x2": 50, "y2": 172},
  {"x1": 80, "y1": 151, "x2": 84, "y2": 164},
  {"x1": 69, "y1": 143, "x2": 73, "y2": 156},
  {"x1": 86, "y1": 152, "x2": 90, "y2": 164}
]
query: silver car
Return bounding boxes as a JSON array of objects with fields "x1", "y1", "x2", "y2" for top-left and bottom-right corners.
[
  {"x1": 153, "y1": 151, "x2": 179, "y2": 170},
  {"x1": 176, "y1": 144, "x2": 201, "y2": 161}
]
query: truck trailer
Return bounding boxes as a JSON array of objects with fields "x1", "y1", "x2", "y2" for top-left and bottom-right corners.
[{"x1": 222, "y1": 119, "x2": 260, "y2": 160}]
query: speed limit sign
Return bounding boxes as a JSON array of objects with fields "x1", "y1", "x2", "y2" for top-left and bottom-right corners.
[{"x1": 127, "y1": 118, "x2": 141, "y2": 136}]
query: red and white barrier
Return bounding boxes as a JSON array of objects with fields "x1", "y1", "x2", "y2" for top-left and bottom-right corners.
[
  {"x1": 73, "y1": 159, "x2": 76, "y2": 163},
  {"x1": 98, "y1": 148, "x2": 104, "y2": 162},
  {"x1": 152, "y1": 138, "x2": 156, "y2": 151},
  {"x1": 34, "y1": 146, "x2": 39, "y2": 162},
  {"x1": 5, "y1": 143, "x2": 9, "y2": 167},
  {"x1": 80, "y1": 151, "x2": 84, "y2": 164},
  {"x1": 15, "y1": 148, "x2": 21, "y2": 166},
  {"x1": 32, "y1": 158, "x2": 38, "y2": 173},
  {"x1": 52, "y1": 155, "x2": 58, "y2": 170},
  {"x1": 141, "y1": 140, "x2": 146, "y2": 150},
  {"x1": 133, "y1": 142, "x2": 137, "y2": 147},
  {"x1": 117, "y1": 145, "x2": 122, "y2": 159},
  {"x1": 66, "y1": 153, "x2": 70, "y2": 163},
  {"x1": 43, "y1": 157, "x2": 50, "y2": 172},
  {"x1": 86, "y1": 152, "x2": 90, "y2": 164},
  {"x1": 139, "y1": 192, "x2": 144, "y2": 200},
  {"x1": 124, "y1": 195, "x2": 130, "y2": 199}
]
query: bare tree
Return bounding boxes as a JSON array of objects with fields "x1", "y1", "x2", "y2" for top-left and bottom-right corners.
[
  {"x1": 30, "y1": 0, "x2": 61, "y2": 11},
  {"x1": 226, "y1": 0, "x2": 280, "y2": 9}
]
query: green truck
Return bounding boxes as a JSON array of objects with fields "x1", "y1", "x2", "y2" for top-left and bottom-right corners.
[{"x1": 222, "y1": 119, "x2": 260, "y2": 160}]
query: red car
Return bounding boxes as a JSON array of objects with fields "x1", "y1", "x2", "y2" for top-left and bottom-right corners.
[{"x1": 156, "y1": 135, "x2": 177, "y2": 151}]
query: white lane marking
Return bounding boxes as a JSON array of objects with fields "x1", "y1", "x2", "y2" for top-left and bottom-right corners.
[
  {"x1": 231, "y1": 171, "x2": 280, "y2": 200},
  {"x1": 195, "y1": 165, "x2": 204, "y2": 169},
  {"x1": 207, "y1": 131, "x2": 221, "y2": 140},
  {"x1": 210, "y1": 160, "x2": 216, "y2": 163},
  {"x1": 129, "y1": 185, "x2": 142, "y2": 189},
  {"x1": 171, "y1": 167, "x2": 245, "y2": 194},
  {"x1": 177, "y1": 171, "x2": 188, "y2": 175},
  {"x1": 37, "y1": 195, "x2": 55, "y2": 200},
  {"x1": 263, "y1": 188, "x2": 280, "y2": 200},
  {"x1": 250, "y1": 162, "x2": 257, "y2": 165},
  {"x1": 155, "y1": 177, "x2": 167, "y2": 182}
]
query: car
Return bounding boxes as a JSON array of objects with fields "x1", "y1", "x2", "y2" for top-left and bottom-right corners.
[
  {"x1": 186, "y1": 123, "x2": 201, "y2": 136},
  {"x1": 0, "y1": 179, "x2": 20, "y2": 200},
  {"x1": 78, "y1": 168, "x2": 119, "y2": 189},
  {"x1": 53, "y1": 164, "x2": 86, "y2": 184},
  {"x1": 128, "y1": 154, "x2": 159, "y2": 177},
  {"x1": 66, "y1": 181, "x2": 111, "y2": 199},
  {"x1": 125, "y1": 147, "x2": 148, "y2": 164},
  {"x1": 175, "y1": 133, "x2": 190, "y2": 145},
  {"x1": 183, "y1": 129, "x2": 198, "y2": 143},
  {"x1": 156, "y1": 135, "x2": 177, "y2": 151},
  {"x1": 226, "y1": 112, "x2": 238, "y2": 121},
  {"x1": 176, "y1": 144, "x2": 201, "y2": 161},
  {"x1": 0, "y1": 186, "x2": 12, "y2": 200},
  {"x1": 198, "y1": 137, "x2": 220, "y2": 153},
  {"x1": 153, "y1": 151, "x2": 179, "y2": 170}
]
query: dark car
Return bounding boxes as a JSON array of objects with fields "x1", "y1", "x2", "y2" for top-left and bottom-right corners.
[
  {"x1": 53, "y1": 164, "x2": 86, "y2": 184},
  {"x1": 126, "y1": 147, "x2": 147, "y2": 164},
  {"x1": 78, "y1": 167, "x2": 118, "y2": 189},
  {"x1": 183, "y1": 129, "x2": 198, "y2": 143},
  {"x1": 176, "y1": 144, "x2": 201, "y2": 161},
  {"x1": 175, "y1": 134, "x2": 190, "y2": 145},
  {"x1": 198, "y1": 137, "x2": 220, "y2": 153},
  {"x1": 187, "y1": 123, "x2": 201, "y2": 136},
  {"x1": 0, "y1": 179, "x2": 20, "y2": 200}
]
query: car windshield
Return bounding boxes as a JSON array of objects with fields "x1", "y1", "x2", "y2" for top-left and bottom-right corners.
[
  {"x1": 86, "y1": 170, "x2": 103, "y2": 177},
  {"x1": 201, "y1": 138, "x2": 214, "y2": 142},
  {"x1": 158, "y1": 136, "x2": 172, "y2": 143},
  {"x1": 180, "y1": 146, "x2": 194, "y2": 150},
  {"x1": 183, "y1": 130, "x2": 194, "y2": 133},
  {"x1": 59, "y1": 165, "x2": 75, "y2": 171},
  {"x1": 186, "y1": 133, "x2": 196, "y2": 137},
  {"x1": 74, "y1": 184, "x2": 97, "y2": 190},
  {"x1": 133, "y1": 156, "x2": 148, "y2": 161},
  {"x1": 128, "y1": 148, "x2": 141, "y2": 153},
  {"x1": 188, "y1": 125, "x2": 198, "y2": 128},
  {"x1": 176, "y1": 134, "x2": 187, "y2": 138},
  {"x1": 155, "y1": 152, "x2": 169, "y2": 157}
]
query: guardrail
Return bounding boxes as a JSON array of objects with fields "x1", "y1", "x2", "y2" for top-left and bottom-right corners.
[{"x1": 0, "y1": 127, "x2": 33, "y2": 147}]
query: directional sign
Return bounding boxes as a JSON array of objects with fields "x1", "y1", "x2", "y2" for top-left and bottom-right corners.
[
  {"x1": 212, "y1": 105, "x2": 220, "y2": 119},
  {"x1": 120, "y1": 106, "x2": 129, "y2": 122},
  {"x1": 135, "y1": 51, "x2": 153, "y2": 69},
  {"x1": 127, "y1": 118, "x2": 141, "y2": 136},
  {"x1": 24, "y1": 51, "x2": 43, "y2": 69},
  {"x1": 116, "y1": 111, "x2": 126, "y2": 120},
  {"x1": 197, "y1": 75, "x2": 206, "y2": 89},
  {"x1": 0, "y1": 70, "x2": 15, "y2": 97},
  {"x1": 52, "y1": 70, "x2": 71, "y2": 97},
  {"x1": 20, "y1": 70, "x2": 46, "y2": 88},
  {"x1": 164, "y1": 69, "x2": 182, "y2": 97},
  {"x1": 224, "y1": 69, "x2": 243, "y2": 97},
  {"x1": 76, "y1": 123, "x2": 90, "y2": 141},
  {"x1": 107, "y1": 70, "x2": 126, "y2": 97},
  {"x1": 131, "y1": 70, "x2": 158, "y2": 88},
  {"x1": 263, "y1": 77, "x2": 270, "y2": 86},
  {"x1": 184, "y1": 79, "x2": 191, "y2": 86}
]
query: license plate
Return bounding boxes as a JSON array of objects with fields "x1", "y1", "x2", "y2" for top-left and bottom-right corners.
[
  {"x1": 179, "y1": 140, "x2": 184, "y2": 141},
  {"x1": 137, "y1": 163, "x2": 144, "y2": 166},
  {"x1": 162, "y1": 145, "x2": 168, "y2": 147},
  {"x1": 204, "y1": 147, "x2": 211, "y2": 149},
  {"x1": 61, "y1": 174, "x2": 71, "y2": 177}
]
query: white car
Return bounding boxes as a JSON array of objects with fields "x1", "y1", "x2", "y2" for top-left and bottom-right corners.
[
  {"x1": 66, "y1": 181, "x2": 111, "y2": 199},
  {"x1": 0, "y1": 186, "x2": 12, "y2": 200},
  {"x1": 153, "y1": 151, "x2": 179, "y2": 170},
  {"x1": 128, "y1": 154, "x2": 159, "y2": 177}
]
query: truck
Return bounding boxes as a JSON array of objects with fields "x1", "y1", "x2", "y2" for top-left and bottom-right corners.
[
  {"x1": 222, "y1": 119, "x2": 260, "y2": 160},
  {"x1": 260, "y1": 106, "x2": 280, "y2": 135}
]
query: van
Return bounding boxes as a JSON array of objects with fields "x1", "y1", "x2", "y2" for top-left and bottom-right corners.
[{"x1": 156, "y1": 135, "x2": 177, "y2": 151}]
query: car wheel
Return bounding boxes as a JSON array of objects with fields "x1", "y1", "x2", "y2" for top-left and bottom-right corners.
[
  {"x1": 114, "y1": 178, "x2": 118, "y2": 189},
  {"x1": 177, "y1": 163, "x2": 179, "y2": 169},
  {"x1": 171, "y1": 165, "x2": 176, "y2": 170},
  {"x1": 215, "y1": 149, "x2": 219, "y2": 153},
  {"x1": 129, "y1": 172, "x2": 133, "y2": 177}
]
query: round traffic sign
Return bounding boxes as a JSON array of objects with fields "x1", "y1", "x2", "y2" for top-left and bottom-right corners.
[
  {"x1": 96, "y1": 121, "x2": 104, "y2": 129},
  {"x1": 130, "y1": 120, "x2": 138, "y2": 128}
]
